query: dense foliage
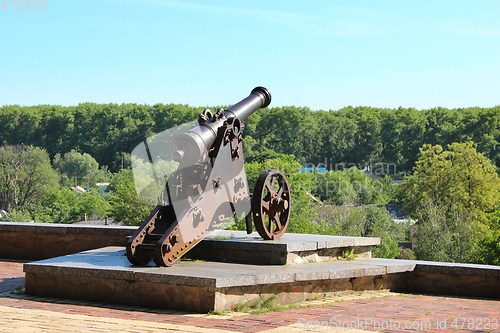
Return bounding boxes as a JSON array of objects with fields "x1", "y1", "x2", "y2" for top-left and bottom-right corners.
[
  {"x1": 0, "y1": 145, "x2": 58, "y2": 213},
  {"x1": 402, "y1": 142, "x2": 500, "y2": 218},
  {"x1": 239, "y1": 154, "x2": 407, "y2": 258},
  {"x1": 2, "y1": 103, "x2": 500, "y2": 176},
  {"x1": 402, "y1": 142, "x2": 500, "y2": 263},
  {"x1": 1, "y1": 102, "x2": 500, "y2": 264}
]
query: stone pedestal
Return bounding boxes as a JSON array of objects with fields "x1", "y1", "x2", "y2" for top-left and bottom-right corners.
[
  {"x1": 22, "y1": 231, "x2": 500, "y2": 312},
  {"x1": 24, "y1": 246, "x2": 415, "y2": 312},
  {"x1": 23, "y1": 232, "x2": 413, "y2": 312}
]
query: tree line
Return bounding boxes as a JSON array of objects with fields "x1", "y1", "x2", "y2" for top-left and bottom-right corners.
[
  {"x1": 2, "y1": 102, "x2": 500, "y2": 265},
  {"x1": 1, "y1": 103, "x2": 500, "y2": 175}
]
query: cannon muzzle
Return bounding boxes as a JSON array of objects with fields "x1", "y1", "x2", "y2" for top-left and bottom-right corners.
[
  {"x1": 171, "y1": 87, "x2": 271, "y2": 165},
  {"x1": 224, "y1": 86, "x2": 271, "y2": 121}
]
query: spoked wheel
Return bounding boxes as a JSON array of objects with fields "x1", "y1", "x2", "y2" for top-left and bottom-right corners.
[{"x1": 252, "y1": 169, "x2": 291, "y2": 240}]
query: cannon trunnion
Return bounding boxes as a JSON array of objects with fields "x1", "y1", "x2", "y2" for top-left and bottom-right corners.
[{"x1": 126, "y1": 87, "x2": 291, "y2": 267}]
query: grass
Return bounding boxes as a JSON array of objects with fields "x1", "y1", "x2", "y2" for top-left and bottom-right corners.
[
  {"x1": 208, "y1": 236, "x2": 232, "y2": 239},
  {"x1": 341, "y1": 247, "x2": 358, "y2": 261},
  {"x1": 12, "y1": 286, "x2": 25, "y2": 295},
  {"x1": 206, "y1": 310, "x2": 229, "y2": 316},
  {"x1": 180, "y1": 258, "x2": 206, "y2": 263},
  {"x1": 233, "y1": 294, "x2": 300, "y2": 315},
  {"x1": 209, "y1": 290, "x2": 400, "y2": 316}
]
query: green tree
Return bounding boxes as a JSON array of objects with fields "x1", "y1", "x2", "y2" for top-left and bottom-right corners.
[
  {"x1": 53, "y1": 150, "x2": 110, "y2": 188},
  {"x1": 318, "y1": 205, "x2": 405, "y2": 258},
  {"x1": 107, "y1": 170, "x2": 152, "y2": 226},
  {"x1": 474, "y1": 226, "x2": 500, "y2": 265},
  {"x1": 363, "y1": 206, "x2": 405, "y2": 258},
  {"x1": 76, "y1": 190, "x2": 112, "y2": 221},
  {"x1": 402, "y1": 142, "x2": 500, "y2": 219},
  {"x1": 0, "y1": 145, "x2": 58, "y2": 213},
  {"x1": 309, "y1": 168, "x2": 397, "y2": 206},
  {"x1": 413, "y1": 198, "x2": 475, "y2": 262},
  {"x1": 31, "y1": 188, "x2": 80, "y2": 223},
  {"x1": 243, "y1": 154, "x2": 406, "y2": 258},
  {"x1": 401, "y1": 142, "x2": 500, "y2": 263}
]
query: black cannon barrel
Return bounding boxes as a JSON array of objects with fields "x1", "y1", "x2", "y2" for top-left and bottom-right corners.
[
  {"x1": 224, "y1": 86, "x2": 271, "y2": 121},
  {"x1": 171, "y1": 87, "x2": 271, "y2": 165}
]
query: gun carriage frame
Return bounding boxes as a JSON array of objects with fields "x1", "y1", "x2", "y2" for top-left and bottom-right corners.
[{"x1": 126, "y1": 87, "x2": 291, "y2": 267}]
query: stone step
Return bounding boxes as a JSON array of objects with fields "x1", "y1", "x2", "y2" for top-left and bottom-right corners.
[
  {"x1": 23, "y1": 246, "x2": 412, "y2": 313},
  {"x1": 187, "y1": 230, "x2": 380, "y2": 265}
]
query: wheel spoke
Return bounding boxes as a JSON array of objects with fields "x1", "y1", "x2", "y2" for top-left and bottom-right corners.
[
  {"x1": 265, "y1": 180, "x2": 274, "y2": 196},
  {"x1": 262, "y1": 200, "x2": 270, "y2": 213},
  {"x1": 274, "y1": 213, "x2": 282, "y2": 229},
  {"x1": 277, "y1": 186, "x2": 283, "y2": 198}
]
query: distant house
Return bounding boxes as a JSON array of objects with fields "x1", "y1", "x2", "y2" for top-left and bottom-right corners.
[
  {"x1": 382, "y1": 204, "x2": 410, "y2": 220},
  {"x1": 69, "y1": 186, "x2": 86, "y2": 193},
  {"x1": 361, "y1": 169, "x2": 382, "y2": 180}
]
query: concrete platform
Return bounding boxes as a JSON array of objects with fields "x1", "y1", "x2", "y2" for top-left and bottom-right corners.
[
  {"x1": 22, "y1": 232, "x2": 500, "y2": 313},
  {"x1": 24, "y1": 246, "x2": 414, "y2": 312},
  {"x1": 190, "y1": 230, "x2": 380, "y2": 264}
]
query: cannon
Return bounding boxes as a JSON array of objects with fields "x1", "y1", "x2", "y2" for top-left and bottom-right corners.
[{"x1": 126, "y1": 87, "x2": 291, "y2": 267}]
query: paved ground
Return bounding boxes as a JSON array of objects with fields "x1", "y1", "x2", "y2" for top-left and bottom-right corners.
[{"x1": 1, "y1": 260, "x2": 499, "y2": 332}]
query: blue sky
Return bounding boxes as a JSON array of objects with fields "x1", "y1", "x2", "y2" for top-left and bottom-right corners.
[{"x1": 1, "y1": 0, "x2": 499, "y2": 110}]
